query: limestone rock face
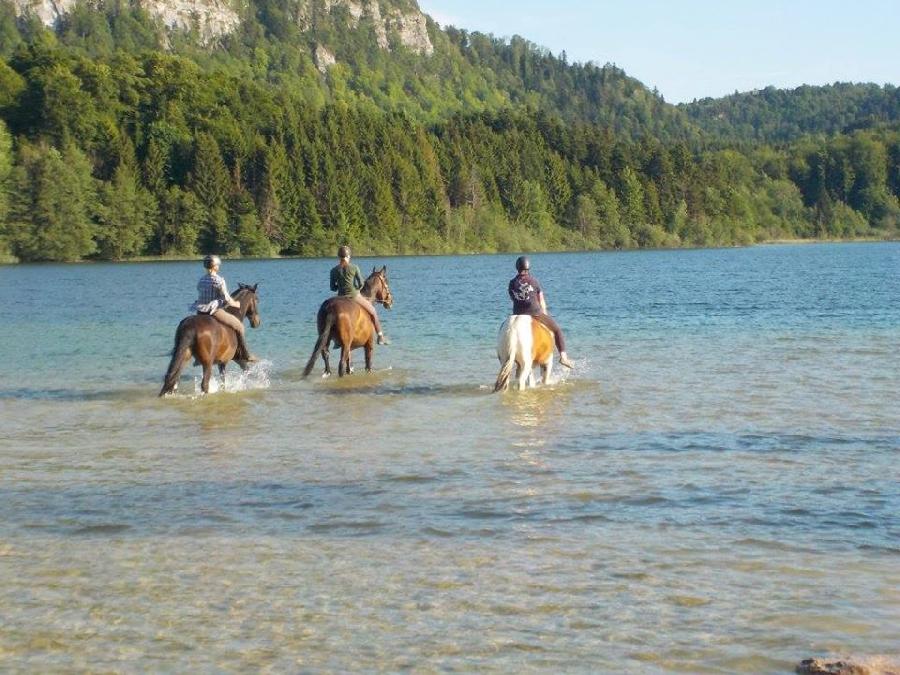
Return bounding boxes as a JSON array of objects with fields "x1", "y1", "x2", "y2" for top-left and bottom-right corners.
[
  {"x1": 5, "y1": 0, "x2": 433, "y2": 53},
  {"x1": 296, "y1": 0, "x2": 433, "y2": 55},
  {"x1": 386, "y1": 7, "x2": 431, "y2": 55},
  {"x1": 142, "y1": 0, "x2": 241, "y2": 43},
  {"x1": 314, "y1": 43, "x2": 336, "y2": 72},
  {"x1": 11, "y1": 0, "x2": 78, "y2": 26},
  {"x1": 8, "y1": 0, "x2": 242, "y2": 44}
]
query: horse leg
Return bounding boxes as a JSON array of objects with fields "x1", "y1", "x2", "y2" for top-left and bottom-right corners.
[
  {"x1": 519, "y1": 359, "x2": 534, "y2": 389},
  {"x1": 347, "y1": 352, "x2": 354, "y2": 375},
  {"x1": 321, "y1": 343, "x2": 332, "y2": 377},
  {"x1": 218, "y1": 363, "x2": 227, "y2": 388},
  {"x1": 338, "y1": 344, "x2": 348, "y2": 377},
  {"x1": 364, "y1": 339, "x2": 373, "y2": 373},
  {"x1": 201, "y1": 361, "x2": 213, "y2": 394}
]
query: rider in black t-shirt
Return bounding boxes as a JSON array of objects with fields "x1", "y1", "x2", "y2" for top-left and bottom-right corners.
[{"x1": 508, "y1": 256, "x2": 574, "y2": 369}]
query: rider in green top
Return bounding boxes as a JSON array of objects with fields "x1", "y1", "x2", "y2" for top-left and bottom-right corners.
[
  {"x1": 330, "y1": 245, "x2": 389, "y2": 345},
  {"x1": 330, "y1": 257, "x2": 364, "y2": 297}
]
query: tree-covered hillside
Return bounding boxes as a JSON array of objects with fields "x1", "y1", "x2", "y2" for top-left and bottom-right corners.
[
  {"x1": 0, "y1": 0, "x2": 897, "y2": 262},
  {"x1": 683, "y1": 83, "x2": 900, "y2": 144}
]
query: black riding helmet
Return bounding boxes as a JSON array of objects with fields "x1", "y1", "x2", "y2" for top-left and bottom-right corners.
[
  {"x1": 515, "y1": 255, "x2": 530, "y2": 272},
  {"x1": 338, "y1": 245, "x2": 351, "y2": 259}
]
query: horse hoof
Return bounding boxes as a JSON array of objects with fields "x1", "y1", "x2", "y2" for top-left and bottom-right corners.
[{"x1": 321, "y1": 372, "x2": 331, "y2": 379}]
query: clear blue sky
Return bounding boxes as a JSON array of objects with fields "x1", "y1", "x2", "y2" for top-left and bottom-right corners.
[{"x1": 417, "y1": 0, "x2": 900, "y2": 104}]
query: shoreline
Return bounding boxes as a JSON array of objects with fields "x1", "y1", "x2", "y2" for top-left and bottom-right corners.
[{"x1": 1, "y1": 235, "x2": 896, "y2": 266}]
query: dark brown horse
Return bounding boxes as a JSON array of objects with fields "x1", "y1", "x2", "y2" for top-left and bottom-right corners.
[
  {"x1": 302, "y1": 266, "x2": 393, "y2": 378},
  {"x1": 159, "y1": 284, "x2": 261, "y2": 396}
]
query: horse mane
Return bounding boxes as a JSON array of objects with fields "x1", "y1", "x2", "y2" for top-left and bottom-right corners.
[{"x1": 232, "y1": 283, "x2": 258, "y2": 297}]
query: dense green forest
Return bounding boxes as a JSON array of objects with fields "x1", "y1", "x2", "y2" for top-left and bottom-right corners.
[
  {"x1": 0, "y1": 0, "x2": 898, "y2": 262},
  {"x1": 683, "y1": 83, "x2": 900, "y2": 144}
]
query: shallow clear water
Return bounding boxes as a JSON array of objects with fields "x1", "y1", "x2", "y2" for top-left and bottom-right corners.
[{"x1": 1, "y1": 243, "x2": 898, "y2": 672}]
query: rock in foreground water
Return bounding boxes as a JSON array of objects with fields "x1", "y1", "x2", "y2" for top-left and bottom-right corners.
[{"x1": 797, "y1": 657, "x2": 900, "y2": 675}]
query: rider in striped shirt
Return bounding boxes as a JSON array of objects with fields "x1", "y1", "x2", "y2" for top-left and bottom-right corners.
[{"x1": 191, "y1": 255, "x2": 258, "y2": 365}]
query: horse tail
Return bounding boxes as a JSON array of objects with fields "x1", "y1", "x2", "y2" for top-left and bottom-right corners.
[
  {"x1": 493, "y1": 319, "x2": 518, "y2": 393},
  {"x1": 160, "y1": 320, "x2": 194, "y2": 396},
  {"x1": 302, "y1": 310, "x2": 334, "y2": 379}
]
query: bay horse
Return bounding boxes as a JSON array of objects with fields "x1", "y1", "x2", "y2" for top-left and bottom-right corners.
[
  {"x1": 159, "y1": 284, "x2": 261, "y2": 396},
  {"x1": 493, "y1": 315, "x2": 554, "y2": 392},
  {"x1": 302, "y1": 266, "x2": 393, "y2": 378}
]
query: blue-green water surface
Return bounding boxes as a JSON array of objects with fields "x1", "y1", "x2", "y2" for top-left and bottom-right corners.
[{"x1": 1, "y1": 243, "x2": 898, "y2": 672}]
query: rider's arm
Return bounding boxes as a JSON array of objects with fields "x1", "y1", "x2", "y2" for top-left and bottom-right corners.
[
  {"x1": 330, "y1": 267, "x2": 339, "y2": 292},
  {"x1": 538, "y1": 291, "x2": 548, "y2": 314},
  {"x1": 218, "y1": 277, "x2": 240, "y2": 309},
  {"x1": 353, "y1": 267, "x2": 363, "y2": 290}
]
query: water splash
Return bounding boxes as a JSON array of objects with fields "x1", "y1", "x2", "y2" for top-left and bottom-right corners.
[{"x1": 192, "y1": 360, "x2": 272, "y2": 395}]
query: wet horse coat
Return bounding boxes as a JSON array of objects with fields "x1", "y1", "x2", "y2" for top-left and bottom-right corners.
[
  {"x1": 159, "y1": 284, "x2": 260, "y2": 396},
  {"x1": 493, "y1": 315, "x2": 555, "y2": 392},
  {"x1": 302, "y1": 267, "x2": 392, "y2": 378}
]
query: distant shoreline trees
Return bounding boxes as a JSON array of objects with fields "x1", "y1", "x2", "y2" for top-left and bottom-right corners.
[{"x1": 0, "y1": 3, "x2": 897, "y2": 262}]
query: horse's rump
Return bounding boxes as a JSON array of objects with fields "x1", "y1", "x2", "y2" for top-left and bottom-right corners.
[
  {"x1": 318, "y1": 296, "x2": 375, "y2": 348},
  {"x1": 494, "y1": 315, "x2": 554, "y2": 392},
  {"x1": 159, "y1": 314, "x2": 238, "y2": 396}
]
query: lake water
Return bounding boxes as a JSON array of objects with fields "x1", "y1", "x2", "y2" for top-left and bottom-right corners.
[{"x1": 1, "y1": 243, "x2": 898, "y2": 672}]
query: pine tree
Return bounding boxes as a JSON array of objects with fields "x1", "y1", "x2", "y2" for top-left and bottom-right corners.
[
  {"x1": 9, "y1": 143, "x2": 97, "y2": 261},
  {"x1": 189, "y1": 132, "x2": 230, "y2": 252},
  {"x1": 0, "y1": 120, "x2": 12, "y2": 258},
  {"x1": 95, "y1": 163, "x2": 156, "y2": 259}
]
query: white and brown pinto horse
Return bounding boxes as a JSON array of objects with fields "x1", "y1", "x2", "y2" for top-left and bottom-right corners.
[{"x1": 493, "y1": 315, "x2": 554, "y2": 392}]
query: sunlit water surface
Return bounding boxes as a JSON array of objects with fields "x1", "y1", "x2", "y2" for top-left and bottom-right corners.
[{"x1": 1, "y1": 243, "x2": 898, "y2": 672}]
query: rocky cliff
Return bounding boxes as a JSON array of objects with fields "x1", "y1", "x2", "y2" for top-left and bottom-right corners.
[
  {"x1": 6, "y1": 0, "x2": 433, "y2": 54},
  {"x1": 299, "y1": 0, "x2": 433, "y2": 57},
  {"x1": 10, "y1": 0, "x2": 241, "y2": 43}
]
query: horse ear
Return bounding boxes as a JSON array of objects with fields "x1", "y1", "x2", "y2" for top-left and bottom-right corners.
[
  {"x1": 251, "y1": 283, "x2": 258, "y2": 292},
  {"x1": 372, "y1": 266, "x2": 377, "y2": 274},
  {"x1": 380, "y1": 265, "x2": 387, "y2": 274},
  {"x1": 238, "y1": 282, "x2": 247, "y2": 290}
]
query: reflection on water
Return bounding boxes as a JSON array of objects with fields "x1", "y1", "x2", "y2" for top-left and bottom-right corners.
[
  {"x1": 504, "y1": 385, "x2": 569, "y2": 433},
  {"x1": 2, "y1": 244, "x2": 899, "y2": 671}
]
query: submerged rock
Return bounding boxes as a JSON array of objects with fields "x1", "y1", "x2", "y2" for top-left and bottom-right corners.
[{"x1": 797, "y1": 656, "x2": 900, "y2": 675}]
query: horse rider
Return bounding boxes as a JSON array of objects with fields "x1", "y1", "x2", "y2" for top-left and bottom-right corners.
[
  {"x1": 330, "y1": 245, "x2": 390, "y2": 345},
  {"x1": 191, "y1": 254, "x2": 258, "y2": 365},
  {"x1": 508, "y1": 255, "x2": 574, "y2": 369}
]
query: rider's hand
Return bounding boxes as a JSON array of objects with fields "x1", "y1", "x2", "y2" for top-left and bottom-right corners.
[{"x1": 229, "y1": 299, "x2": 240, "y2": 308}]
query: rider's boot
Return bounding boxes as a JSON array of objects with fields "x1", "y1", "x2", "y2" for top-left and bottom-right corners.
[
  {"x1": 377, "y1": 332, "x2": 391, "y2": 345},
  {"x1": 559, "y1": 351, "x2": 574, "y2": 369}
]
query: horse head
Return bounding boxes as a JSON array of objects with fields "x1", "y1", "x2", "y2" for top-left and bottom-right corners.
[
  {"x1": 236, "y1": 283, "x2": 261, "y2": 328},
  {"x1": 363, "y1": 266, "x2": 393, "y2": 309}
]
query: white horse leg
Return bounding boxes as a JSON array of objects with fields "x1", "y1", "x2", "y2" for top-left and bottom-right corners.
[
  {"x1": 542, "y1": 356, "x2": 553, "y2": 385},
  {"x1": 518, "y1": 359, "x2": 533, "y2": 389}
]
